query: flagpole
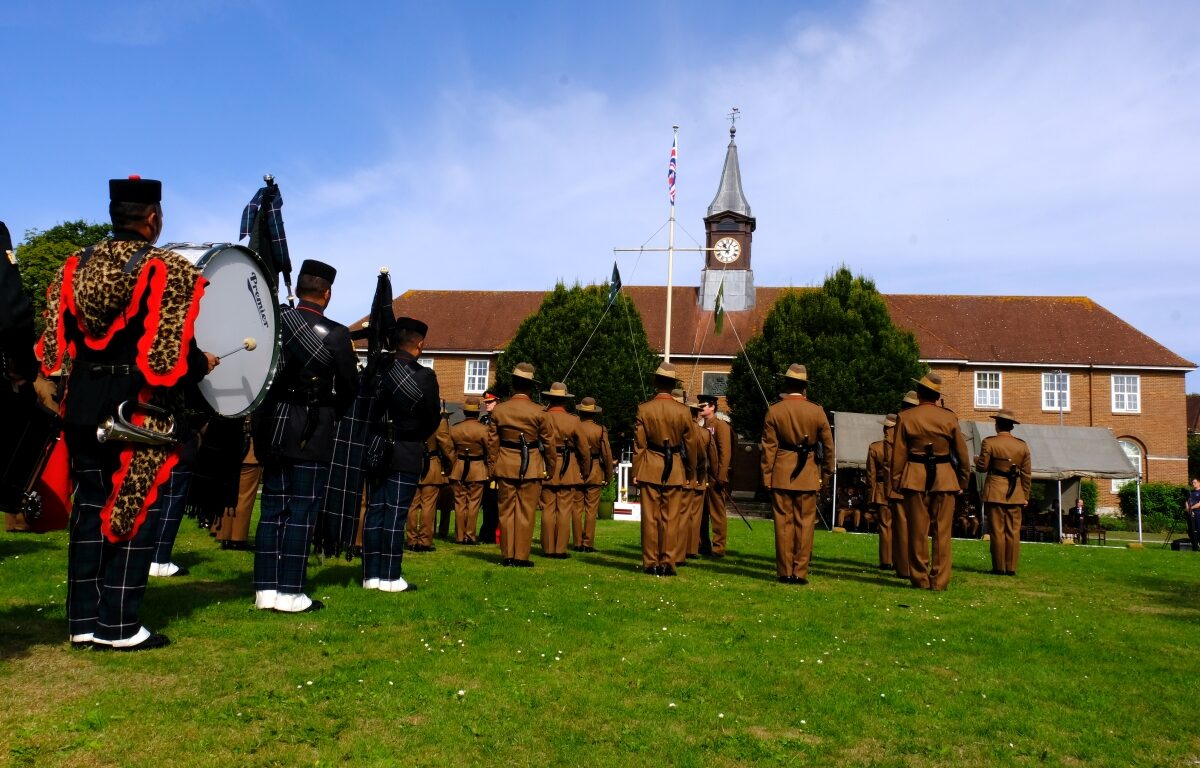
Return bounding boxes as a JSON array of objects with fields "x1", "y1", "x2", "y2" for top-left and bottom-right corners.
[{"x1": 665, "y1": 125, "x2": 678, "y2": 363}]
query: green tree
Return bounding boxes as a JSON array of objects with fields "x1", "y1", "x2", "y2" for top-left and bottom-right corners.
[
  {"x1": 727, "y1": 266, "x2": 925, "y2": 440},
  {"x1": 495, "y1": 282, "x2": 659, "y2": 443},
  {"x1": 1188, "y1": 432, "x2": 1200, "y2": 482},
  {"x1": 17, "y1": 220, "x2": 111, "y2": 329}
]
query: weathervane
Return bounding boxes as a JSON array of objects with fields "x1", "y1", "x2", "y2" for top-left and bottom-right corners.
[{"x1": 727, "y1": 107, "x2": 740, "y2": 128}]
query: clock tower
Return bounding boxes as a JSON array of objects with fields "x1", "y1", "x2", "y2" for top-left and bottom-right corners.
[{"x1": 700, "y1": 125, "x2": 756, "y2": 311}]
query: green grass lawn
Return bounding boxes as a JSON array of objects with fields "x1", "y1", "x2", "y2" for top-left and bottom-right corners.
[{"x1": 2, "y1": 517, "x2": 1198, "y2": 767}]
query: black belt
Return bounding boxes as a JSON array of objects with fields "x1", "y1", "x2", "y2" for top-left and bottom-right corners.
[
  {"x1": 86, "y1": 363, "x2": 134, "y2": 375},
  {"x1": 555, "y1": 445, "x2": 573, "y2": 478},
  {"x1": 909, "y1": 451, "x2": 952, "y2": 491},
  {"x1": 989, "y1": 461, "x2": 1022, "y2": 500},
  {"x1": 778, "y1": 440, "x2": 814, "y2": 481},
  {"x1": 500, "y1": 435, "x2": 538, "y2": 478},
  {"x1": 457, "y1": 452, "x2": 484, "y2": 477},
  {"x1": 647, "y1": 441, "x2": 680, "y2": 483}
]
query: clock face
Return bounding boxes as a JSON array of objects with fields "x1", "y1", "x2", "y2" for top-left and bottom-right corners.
[{"x1": 714, "y1": 237, "x2": 741, "y2": 264}]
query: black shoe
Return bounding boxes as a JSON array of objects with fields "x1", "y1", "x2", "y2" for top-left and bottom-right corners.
[
  {"x1": 95, "y1": 633, "x2": 171, "y2": 652},
  {"x1": 501, "y1": 558, "x2": 514, "y2": 567},
  {"x1": 710, "y1": 552, "x2": 726, "y2": 559},
  {"x1": 1006, "y1": 571, "x2": 1016, "y2": 576},
  {"x1": 795, "y1": 577, "x2": 808, "y2": 585},
  {"x1": 662, "y1": 566, "x2": 677, "y2": 577},
  {"x1": 173, "y1": 566, "x2": 190, "y2": 577},
  {"x1": 686, "y1": 554, "x2": 699, "y2": 560},
  {"x1": 644, "y1": 566, "x2": 658, "y2": 575},
  {"x1": 879, "y1": 563, "x2": 893, "y2": 570},
  {"x1": 515, "y1": 559, "x2": 535, "y2": 568},
  {"x1": 991, "y1": 569, "x2": 1005, "y2": 575},
  {"x1": 777, "y1": 576, "x2": 791, "y2": 584},
  {"x1": 583, "y1": 546, "x2": 596, "y2": 553}
]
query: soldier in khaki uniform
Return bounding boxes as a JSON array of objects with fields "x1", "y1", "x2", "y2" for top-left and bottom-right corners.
[
  {"x1": 890, "y1": 393, "x2": 919, "y2": 579},
  {"x1": 760, "y1": 364, "x2": 835, "y2": 584},
  {"x1": 681, "y1": 397, "x2": 711, "y2": 565},
  {"x1": 890, "y1": 374, "x2": 971, "y2": 590},
  {"x1": 487, "y1": 363, "x2": 555, "y2": 567},
  {"x1": 406, "y1": 408, "x2": 454, "y2": 552},
  {"x1": 448, "y1": 397, "x2": 491, "y2": 545},
  {"x1": 540, "y1": 382, "x2": 589, "y2": 558},
  {"x1": 633, "y1": 363, "x2": 700, "y2": 575},
  {"x1": 975, "y1": 409, "x2": 1032, "y2": 576},
  {"x1": 574, "y1": 397, "x2": 613, "y2": 552},
  {"x1": 866, "y1": 414, "x2": 897, "y2": 569},
  {"x1": 698, "y1": 394, "x2": 733, "y2": 557}
]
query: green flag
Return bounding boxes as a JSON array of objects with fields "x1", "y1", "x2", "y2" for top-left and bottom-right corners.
[{"x1": 713, "y1": 279, "x2": 725, "y2": 335}]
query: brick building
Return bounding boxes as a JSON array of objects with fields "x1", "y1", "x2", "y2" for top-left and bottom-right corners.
[{"x1": 353, "y1": 128, "x2": 1193, "y2": 509}]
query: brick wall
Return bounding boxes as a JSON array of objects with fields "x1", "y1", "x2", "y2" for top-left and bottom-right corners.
[{"x1": 929, "y1": 364, "x2": 1188, "y2": 510}]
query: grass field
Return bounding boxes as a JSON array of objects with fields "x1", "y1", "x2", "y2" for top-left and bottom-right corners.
[{"x1": 2, "y1": 517, "x2": 1198, "y2": 767}]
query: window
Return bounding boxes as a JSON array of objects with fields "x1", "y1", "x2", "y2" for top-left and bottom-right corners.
[
  {"x1": 464, "y1": 359, "x2": 489, "y2": 394},
  {"x1": 1112, "y1": 375, "x2": 1140, "y2": 413},
  {"x1": 974, "y1": 371, "x2": 1001, "y2": 408},
  {"x1": 1112, "y1": 439, "x2": 1142, "y2": 493},
  {"x1": 702, "y1": 371, "x2": 729, "y2": 397},
  {"x1": 418, "y1": 357, "x2": 434, "y2": 369},
  {"x1": 1042, "y1": 372, "x2": 1070, "y2": 412}
]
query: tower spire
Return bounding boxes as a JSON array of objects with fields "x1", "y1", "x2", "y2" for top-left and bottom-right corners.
[{"x1": 707, "y1": 119, "x2": 752, "y2": 218}]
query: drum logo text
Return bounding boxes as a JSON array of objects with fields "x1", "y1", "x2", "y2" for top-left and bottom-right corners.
[{"x1": 247, "y1": 274, "x2": 270, "y2": 327}]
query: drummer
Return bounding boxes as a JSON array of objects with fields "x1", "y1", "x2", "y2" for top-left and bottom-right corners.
[{"x1": 36, "y1": 176, "x2": 218, "y2": 651}]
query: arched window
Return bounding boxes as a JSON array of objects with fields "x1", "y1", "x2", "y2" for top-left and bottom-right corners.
[{"x1": 1113, "y1": 439, "x2": 1143, "y2": 493}]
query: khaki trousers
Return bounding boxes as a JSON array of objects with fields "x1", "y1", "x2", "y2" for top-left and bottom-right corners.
[
  {"x1": 904, "y1": 491, "x2": 955, "y2": 590},
  {"x1": 406, "y1": 484, "x2": 442, "y2": 548},
  {"x1": 573, "y1": 484, "x2": 602, "y2": 549},
  {"x1": 771, "y1": 489, "x2": 817, "y2": 579},
  {"x1": 640, "y1": 483, "x2": 682, "y2": 569},
  {"x1": 987, "y1": 504, "x2": 1022, "y2": 573},
  {"x1": 214, "y1": 462, "x2": 261, "y2": 543},
  {"x1": 891, "y1": 499, "x2": 910, "y2": 578},
  {"x1": 685, "y1": 488, "x2": 705, "y2": 558},
  {"x1": 452, "y1": 480, "x2": 484, "y2": 543},
  {"x1": 704, "y1": 484, "x2": 728, "y2": 555},
  {"x1": 875, "y1": 502, "x2": 893, "y2": 567},
  {"x1": 539, "y1": 485, "x2": 577, "y2": 555},
  {"x1": 497, "y1": 479, "x2": 541, "y2": 561}
]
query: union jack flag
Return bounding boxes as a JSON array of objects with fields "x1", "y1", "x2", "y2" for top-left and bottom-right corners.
[{"x1": 668, "y1": 135, "x2": 677, "y2": 205}]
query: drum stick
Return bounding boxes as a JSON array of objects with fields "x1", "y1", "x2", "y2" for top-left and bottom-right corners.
[{"x1": 218, "y1": 337, "x2": 257, "y2": 359}]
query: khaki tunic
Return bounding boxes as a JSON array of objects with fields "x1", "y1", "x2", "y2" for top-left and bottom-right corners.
[
  {"x1": 974, "y1": 432, "x2": 1032, "y2": 505},
  {"x1": 543, "y1": 408, "x2": 590, "y2": 488},
  {"x1": 866, "y1": 439, "x2": 889, "y2": 506},
  {"x1": 759, "y1": 395, "x2": 835, "y2": 491},
  {"x1": 487, "y1": 394, "x2": 556, "y2": 480},
  {"x1": 448, "y1": 418, "x2": 491, "y2": 483}
]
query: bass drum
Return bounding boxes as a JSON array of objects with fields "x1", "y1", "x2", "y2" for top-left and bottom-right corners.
[{"x1": 164, "y1": 243, "x2": 280, "y2": 417}]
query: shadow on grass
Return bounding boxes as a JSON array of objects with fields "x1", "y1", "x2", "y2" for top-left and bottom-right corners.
[
  {"x1": 0, "y1": 534, "x2": 58, "y2": 558},
  {"x1": 1128, "y1": 572, "x2": 1200, "y2": 618},
  {"x1": 0, "y1": 573, "x2": 248, "y2": 661}
]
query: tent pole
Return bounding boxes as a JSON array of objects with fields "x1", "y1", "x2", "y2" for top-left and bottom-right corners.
[
  {"x1": 830, "y1": 463, "x2": 838, "y2": 532},
  {"x1": 1057, "y1": 479, "x2": 1063, "y2": 543},
  {"x1": 1136, "y1": 476, "x2": 1143, "y2": 543}
]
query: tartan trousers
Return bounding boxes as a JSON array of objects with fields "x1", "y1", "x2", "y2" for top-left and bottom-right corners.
[
  {"x1": 254, "y1": 461, "x2": 325, "y2": 595},
  {"x1": 151, "y1": 459, "x2": 192, "y2": 564},
  {"x1": 364, "y1": 471, "x2": 419, "y2": 582},
  {"x1": 64, "y1": 427, "x2": 163, "y2": 642}
]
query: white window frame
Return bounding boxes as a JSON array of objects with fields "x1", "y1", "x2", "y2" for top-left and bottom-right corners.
[
  {"x1": 974, "y1": 370, "x2": 1002, "y2": 409},
  {"x1": 1111, "y1": 375, "x2": 1140, "y2": 414},
  {"x1": 1042, "y1": 372, "x2": 1070, "y2": 413},
  {"x1": 464, "y1": 359, "x2": 489, "y2": 394},
  {"x1": 1112, "y1": 439, "x2": 1142, "y2": 493},
  {"x1": 417, "y1": 357, "x2": 435, "y2": 369}
]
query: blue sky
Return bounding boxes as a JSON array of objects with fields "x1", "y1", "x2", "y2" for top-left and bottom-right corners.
[{"x1": 4, "y1": 1, "x2": 1198, "y2": 389}]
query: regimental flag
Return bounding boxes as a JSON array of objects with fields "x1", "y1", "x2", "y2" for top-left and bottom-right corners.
[
  {"x1": 607, "y1": 261, "x2": 622, "y2": 308},
  {"x1": 713, "y1": 279, "x2": 725, "y2": 335},
  {"x1": 240, "y1": 179, "x2": 293, "y2": 302},
  {"x1": 668, "y1": 135, "x2": 677, "y2": 205}
]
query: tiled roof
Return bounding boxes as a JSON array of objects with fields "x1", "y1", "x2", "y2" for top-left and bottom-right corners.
[
  {"x1": 353, "y1": 287, "x2": 1194, "y2": 369},
  {"x1": 1188, "y1": 395, "x2": 1200, "y2": 434}
]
